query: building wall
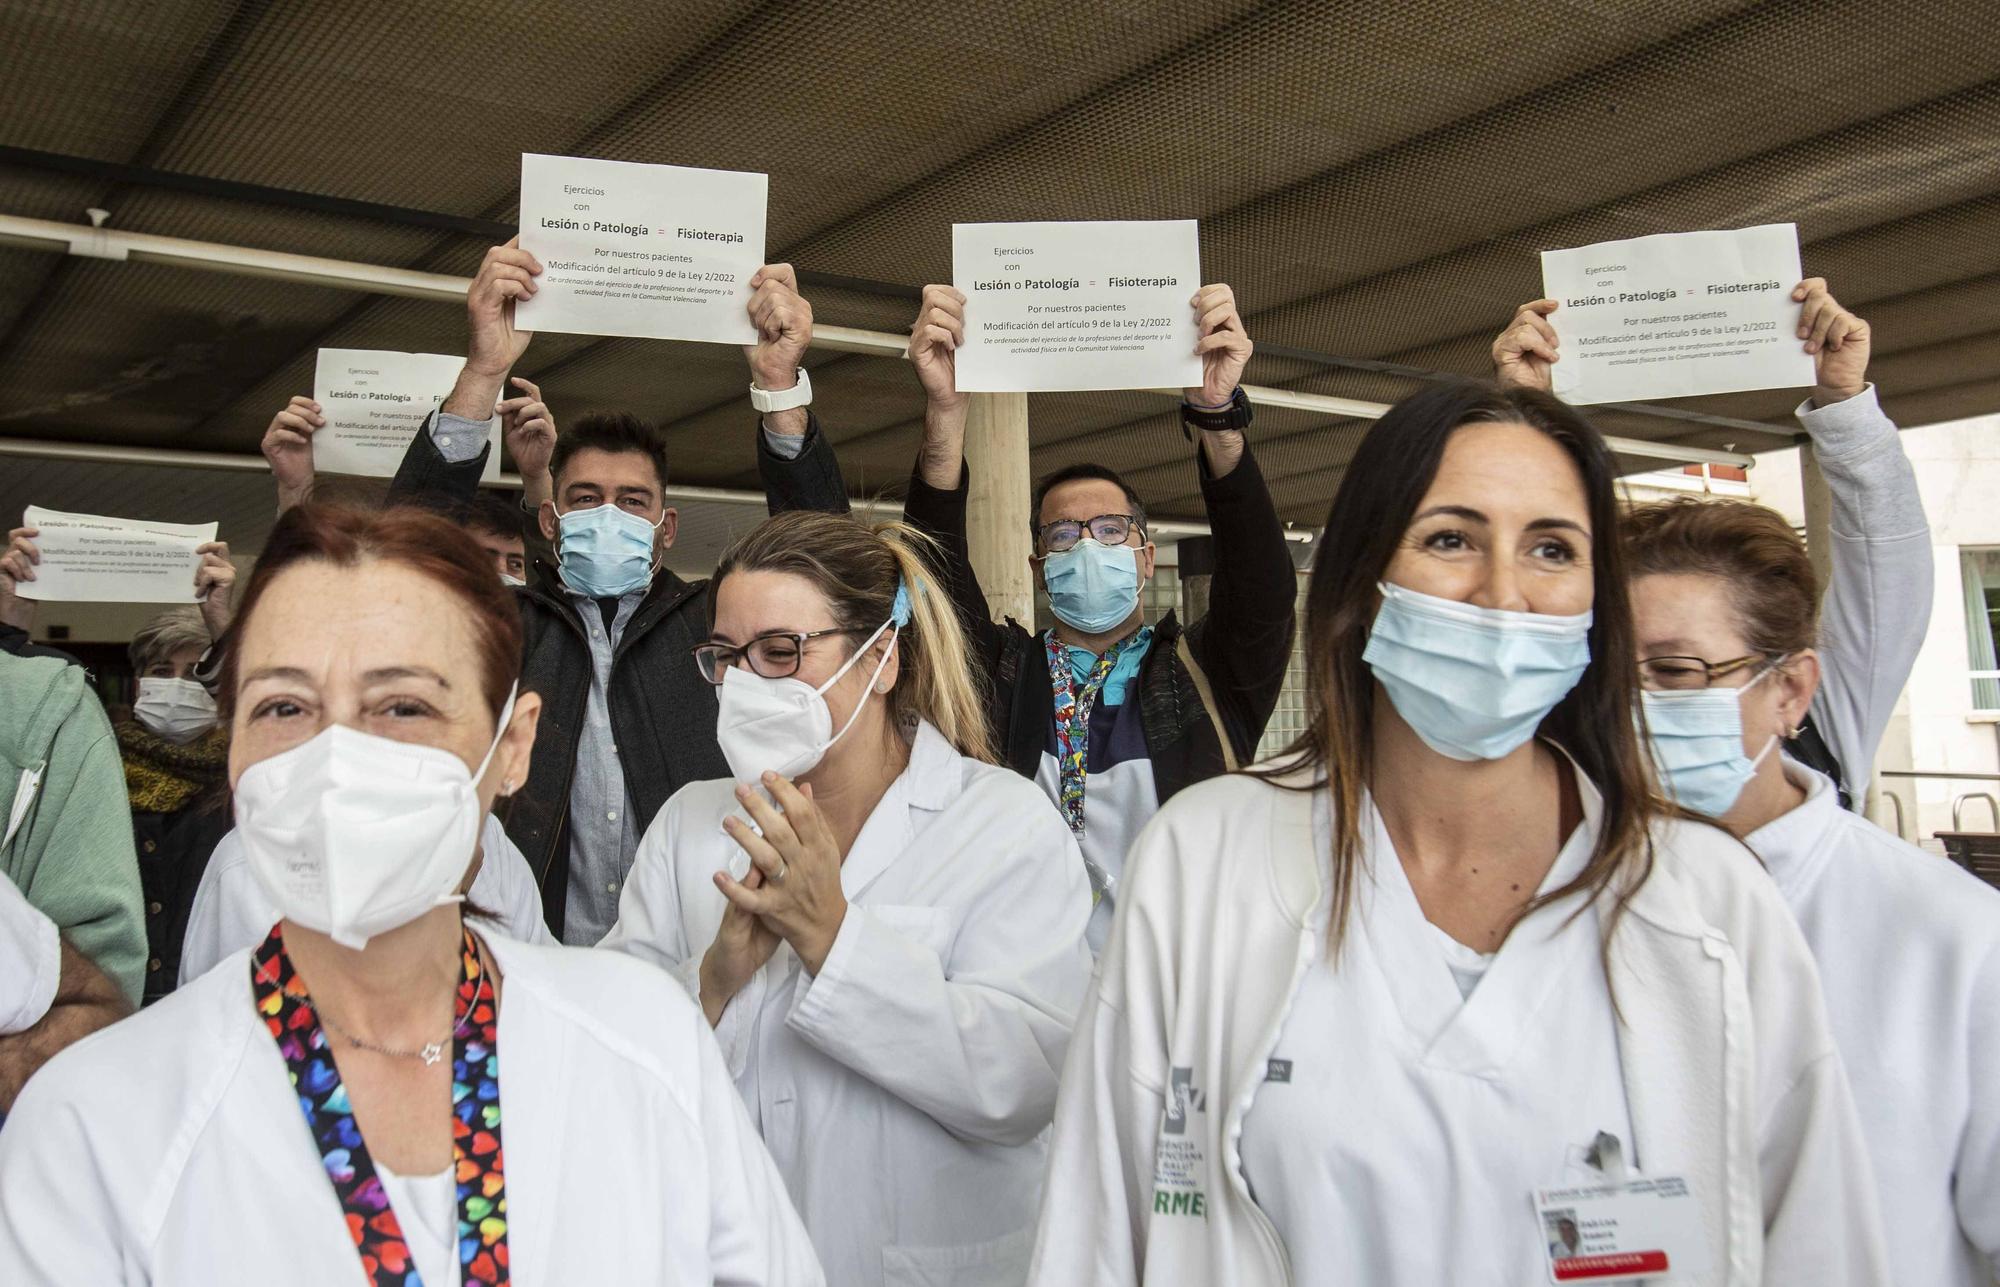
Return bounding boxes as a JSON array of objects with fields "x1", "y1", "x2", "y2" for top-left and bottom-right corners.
[{"x1": 1749, "y1": 411, "x2": 2000, "y2": 846}]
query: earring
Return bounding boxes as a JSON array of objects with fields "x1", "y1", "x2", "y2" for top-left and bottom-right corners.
[{"x1": 501, "y1": 779, "x2": 517, "y2": 795}]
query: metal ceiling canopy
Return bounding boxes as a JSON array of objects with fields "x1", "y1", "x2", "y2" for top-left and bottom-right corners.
[{"x1": 0, "y1": 0, "x2": 1990, "y2": 534}]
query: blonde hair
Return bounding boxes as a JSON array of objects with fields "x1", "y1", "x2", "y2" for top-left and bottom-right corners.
[{"x1": 711, "y1": 512, "x2": 995, "y2": 763}]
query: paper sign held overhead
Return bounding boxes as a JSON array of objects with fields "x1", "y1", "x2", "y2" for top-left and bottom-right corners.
[
  {"x1": 1539, "y1": 223, "x2": 1815, "y2": 405},
  {"x1": 16, "y1": 507, "x2": 217, "y2": 604},
  {"x1": 313, "y1": 349, "x2": 498, "y2": 481},
  {"x1": 515, "y1": 153, "x2": 765, "y2": 345},
  {"x1": 952, "y1": 220, "x2": 1204, "y2": 394}
]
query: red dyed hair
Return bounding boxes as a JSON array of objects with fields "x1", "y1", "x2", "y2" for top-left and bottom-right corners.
[
  {"x1": 1621, "y1": 497, "x2": 1819, "y2": 657},
  {"x1": 218, "y1": 504, "x2": 522, "y2": 722}
]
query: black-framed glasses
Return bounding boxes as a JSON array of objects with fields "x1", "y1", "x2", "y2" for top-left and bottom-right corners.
[
  {"x1": 1637, "y1": 651, "x2": 1783, "y2": 692},
  {"x1": 693, "y1": 628, "x2": 864, "y2": 685},
  {"x1": 1038, "y1": 513, "x2": 1142, "y2": 553}
]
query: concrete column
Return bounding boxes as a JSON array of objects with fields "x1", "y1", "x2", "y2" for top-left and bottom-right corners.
[{"x1": 964, "y1": 391, "x2": 1034, "y2": 624}]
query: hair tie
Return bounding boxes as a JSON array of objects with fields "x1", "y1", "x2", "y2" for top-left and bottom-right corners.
[{"x1": 891, "y1": 577, "x2": 914, "y2": 628}]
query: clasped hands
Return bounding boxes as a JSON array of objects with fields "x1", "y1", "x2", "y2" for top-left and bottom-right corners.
[{"x1": 697, "y1": 771, "x2": 847, "y2": 1027}]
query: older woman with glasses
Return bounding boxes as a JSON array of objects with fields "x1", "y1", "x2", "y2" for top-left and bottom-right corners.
[
  {"x1": 1503, "y1": 280, "x2": 1996, "y2": 1282},
  {"x1": 1621, "y1": 494, "x2": 2000, "y2": 1286},
  {"x1": 0, "y1": 504, "x2": 820, "y2": 1285}
]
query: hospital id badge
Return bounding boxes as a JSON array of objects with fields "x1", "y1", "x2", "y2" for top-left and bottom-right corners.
[{"x1": 1534, "y1": 1176, "x2": 1709, "y2": 1282}]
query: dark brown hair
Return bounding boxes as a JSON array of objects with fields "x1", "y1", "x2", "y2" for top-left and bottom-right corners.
[
  {"x1": 1030, "y1": 462, "x2": 1147, "y2": 545},
  {"x1": 1621, "y1": 497, "x2": 1818, "y2": 656},
  {"x1": 219, "y1": 504, "x2": 522, "y2": 726},
  {"x1": 550, "y1": 411, "x2": 669, "y2": 492},
  {"x1": 1261, "y1": 380, "x2": 1661, "y2": 953}
]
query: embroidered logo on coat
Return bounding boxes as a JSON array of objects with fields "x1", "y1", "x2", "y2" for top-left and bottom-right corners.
[
  {"x1": 1163, "y1": 1066, "x2": 1206, "y2": 1135},
  {"x1": 1153, "y1": 1066, "x2": 1209, "y2": 1219}
]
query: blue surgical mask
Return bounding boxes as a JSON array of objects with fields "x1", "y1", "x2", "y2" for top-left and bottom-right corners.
[
  {"x1": 1363, "y1": 581, "x2": 1593, "y2": 761},
  {"x1": 1640, "y1": 664, "x2": 1780, "y2": 816},
  {"x1": 557, "y1": 504, "x2": 660, "y2": 599},
  {"x1": 1043, "y1": 539, "x2": 1141, "y2": 634}
]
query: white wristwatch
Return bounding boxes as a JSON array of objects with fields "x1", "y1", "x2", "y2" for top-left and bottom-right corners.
[{"x1": 749, "y1": 367, "x2": 812, "y2": 413}]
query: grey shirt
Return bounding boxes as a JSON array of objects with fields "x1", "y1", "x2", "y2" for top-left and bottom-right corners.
[
  {"x1": 560, "y1": 589, "x2": 645, "y2": 945},
  {"x1": 429, "y1": 411, "x2": 493, "y2": 464}
]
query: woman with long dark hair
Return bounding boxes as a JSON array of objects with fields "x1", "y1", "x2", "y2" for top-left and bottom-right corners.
[{"x1": 1029, "y1": 382, "x2": 1886, "y2": 1286}]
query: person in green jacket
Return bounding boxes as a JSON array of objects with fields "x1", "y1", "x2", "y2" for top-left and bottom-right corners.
[{"x1": 1, "y1": 650, "x2": 146, "y2": 1009}]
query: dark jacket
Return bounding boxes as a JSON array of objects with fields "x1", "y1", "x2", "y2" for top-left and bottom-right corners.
[
  {"x1": 899, "y1": 443, "x2": 1296, "y2": 805},
  {"x1": 111, "y1": 719, "x2": 232, "y2": 1004},
  {"x1": 388, "y1": 414, "x2": 851, "y2": 930},
  {"x1": 0, "y1": 622, "x2": 83, "y2": 668}
]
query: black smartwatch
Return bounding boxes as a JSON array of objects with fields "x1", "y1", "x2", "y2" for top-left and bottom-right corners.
[{"x1": 1179, "y1": 386, "x2": 1253, "y2": 439}]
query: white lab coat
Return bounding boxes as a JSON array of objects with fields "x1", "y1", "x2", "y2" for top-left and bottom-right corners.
[
  {"x1": 1029, "y1": 762, "x2": 1889, "y2": 1286},
  {"x1": 0, "y1": 930, "x2": 824, "y2": 1285},
  {"x1": 1238, "y1": 787, "x2": 1640, "y2": 1285},
  {"x1": 601, "y1": 720, "x2": 1095, "y2": 1287},
  {"x1": 0, "y1": 867, "x2": 57, "y2": 1035},
  {"x1": 179, "y1": 814, "x2": 553, "y2": 986},
  {"x1": 1750, "y1": 759, "x2": 2000, "y2": 1284}
]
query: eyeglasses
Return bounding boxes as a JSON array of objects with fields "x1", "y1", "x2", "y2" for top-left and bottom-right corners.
[
  {"x1": 1637, "y1": 652, "x2": 1782, "y2": 692},
  {"x1": 693, "y1": 628, "x2": 863, "y2": 685},
  {"x1": 1038, "y1": 513, "x2": 1142, "y2": 553}
]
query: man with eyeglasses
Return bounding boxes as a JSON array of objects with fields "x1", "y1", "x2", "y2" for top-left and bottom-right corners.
[{"x1": 899, "y1": 282, "x2": 1297, "y2": 950}]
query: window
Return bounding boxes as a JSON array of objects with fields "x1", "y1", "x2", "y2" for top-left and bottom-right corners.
[{"x1": 1962, "y1": 548, "x2": 2000, "y2": 711}]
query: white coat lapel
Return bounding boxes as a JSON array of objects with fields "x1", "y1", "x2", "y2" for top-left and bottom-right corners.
[
  {"x1": 482, "y1": 940, "x2": 571, "y2": 1286},
  {"x1": 835, "y1": 723, "x2": 955, "y2": 902},
  {"x1": 1609, "y1": 862, "x2": 1753, "y2": 1287}
]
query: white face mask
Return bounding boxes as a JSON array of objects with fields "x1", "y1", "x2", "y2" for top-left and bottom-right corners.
[
  {"x1": 234, "y1": 685, "x2": 517, "y2": 950},
  {"x1": 715, "y1": 618, "x2": 897, "y2": 782},
  {"x1": 133, "y1": 677, "x2": 219, "y2": 744}
]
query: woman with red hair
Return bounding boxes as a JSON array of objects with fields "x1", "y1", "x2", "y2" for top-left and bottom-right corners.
[{"x1": 0, "y1": 504, "x2": 821, "y2": 1286}]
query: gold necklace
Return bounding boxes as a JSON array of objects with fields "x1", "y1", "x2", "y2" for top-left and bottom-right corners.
[{"x1": 318, "y1": 969, "x2": 485, "y2": 1067}]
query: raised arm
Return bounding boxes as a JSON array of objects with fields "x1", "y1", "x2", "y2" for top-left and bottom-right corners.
[
  {"x1": 0, "y1": 525, "x2": 40, "y2": 642},
  {"x1": 899, "y1": 284, "x2": 1008, "y2": 653},
  {"x1": 1178, "y1": 286, "x2": 1295, "y2": 751},
  {"x1": 1789, "y1": 280, "x2": 1931, "y2": 789},
  {"x1": 260, "y1": 396, "x2": 325, "y2": 514},
  {"x1": 494, "y1": 377, "x2": 559, "y2": 567},
  {"x1": 744, "y1": 263, "x2": 850, "y2": 516},
  {"x1": 388, "y1": 240, "x2": 539, "y2": 511},
  {"x1": 1491, "y1": 298, "x2": 1561, "y2": 394}
]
